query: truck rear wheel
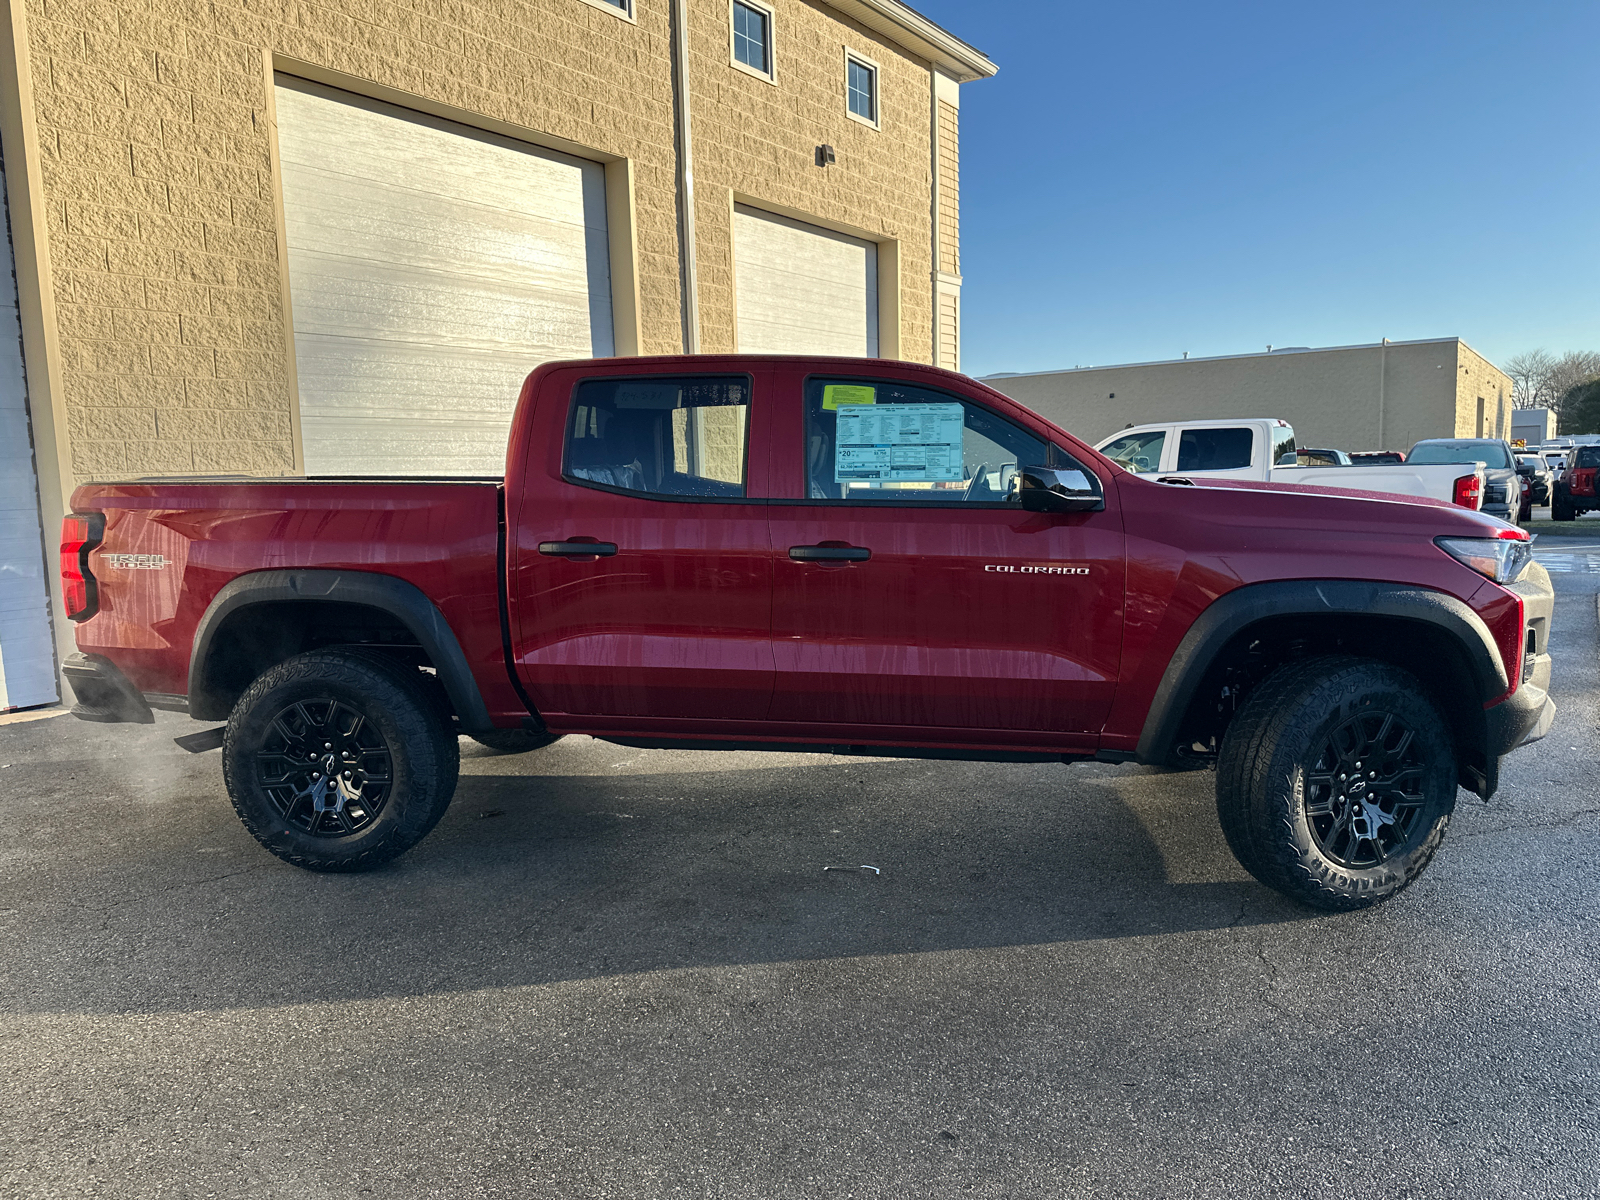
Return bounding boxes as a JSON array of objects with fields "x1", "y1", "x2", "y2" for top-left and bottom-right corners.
[
  {"x1": 1216, "y1": 656, "x2": 1456, "y2": 911},
  {"x1": 222, "y1": 650, "x2": 460, "y2": 872},
  {"x1": 1553, "y1": 492, "x2": 1576, "y2": 521},
  {"x1": 468, "y1": 729, "x2": 563, "y2": 754}
]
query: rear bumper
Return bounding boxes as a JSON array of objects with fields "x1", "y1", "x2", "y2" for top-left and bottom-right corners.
[{"x1": 62, "y1": 653, "x2": 154, "y2": 724}]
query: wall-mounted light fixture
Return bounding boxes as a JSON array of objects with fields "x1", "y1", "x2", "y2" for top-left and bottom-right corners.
[{"x1": 815, "y1": 144, "x2": 836, "y2": 167}]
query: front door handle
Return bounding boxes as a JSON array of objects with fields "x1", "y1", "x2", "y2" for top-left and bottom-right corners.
[
  {"x1": 789, "y1": 544, "x2": 871, "y2": 562},
  {"x1": 539, "y1": 540, "x2": 618, "y2": 557}
]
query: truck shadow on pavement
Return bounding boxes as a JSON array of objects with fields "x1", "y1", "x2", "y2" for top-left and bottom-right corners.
[{"x1": 1, "y1": 729, "x2": 1316, "y2": 1015}]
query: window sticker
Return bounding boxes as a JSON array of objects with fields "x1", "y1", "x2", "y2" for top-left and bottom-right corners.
[
  {"x1": 823, "y1": 384, "x2": 876, "y2": 411},
  {"x1": 835, "y1": 403, "x2": 966, "y2": 483}
]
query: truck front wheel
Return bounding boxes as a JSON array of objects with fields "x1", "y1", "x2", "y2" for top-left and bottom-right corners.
[
  {"x1": 1216, "y1": 656, "x2": 1456, "y2": 911},
  {"x1": 222, "y1": 651, "x2": 460, "y2": 872}
]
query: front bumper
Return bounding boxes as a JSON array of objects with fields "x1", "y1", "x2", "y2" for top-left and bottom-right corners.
[{"x1": 1485, "y1": 672, "x2": 1554, "y2": 757}]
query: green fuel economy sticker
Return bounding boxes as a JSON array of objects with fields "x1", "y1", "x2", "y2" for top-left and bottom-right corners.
[{"x1": 822, "y1": 384, "x2": 876, "y2": 411}]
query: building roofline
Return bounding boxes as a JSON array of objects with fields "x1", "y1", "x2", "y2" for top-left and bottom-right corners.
[
  {"x1": 821, "y1": 0, "x2": 998, "y2": 82},
  {"x1": 981, "y1": 337, "x2": 1486, "y2": 381}
]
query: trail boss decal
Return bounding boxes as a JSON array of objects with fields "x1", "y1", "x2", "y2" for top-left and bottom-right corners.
[
  {"x1": 984, "y1": 563, "x2": 1091, "y2": 575},
  {"x1": 103, "y1": 554, "x2": 169, "y2": 570}
]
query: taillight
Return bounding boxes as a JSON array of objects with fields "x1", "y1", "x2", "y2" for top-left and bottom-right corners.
[
  {"x1": 1452, "y1": 474, "x2": 1482, "y2": 510},
  {"x1": 60, "y1": 512, "x2": 105, "y2": 621}
]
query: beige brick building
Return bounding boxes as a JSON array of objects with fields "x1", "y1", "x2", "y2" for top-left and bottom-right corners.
[
  {"x1": 0, "y1": 0, "x2": 993, "y2": 708},
  {"x1": 987, "y1": 338, "x2": 1516, "y2": 456}
]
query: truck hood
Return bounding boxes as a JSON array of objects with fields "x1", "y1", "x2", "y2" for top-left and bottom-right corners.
[{"x1": 1134, "y1": 474, "x2": 1522, "y2": 537}]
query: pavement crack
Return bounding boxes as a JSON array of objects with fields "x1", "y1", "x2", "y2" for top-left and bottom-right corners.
[
  {"x1": 1253, "y1": 937, "x2": 1288, "y2": 1015},
  {"x1": 64, "y1": 867, "x2": 265, "y2": 917}
]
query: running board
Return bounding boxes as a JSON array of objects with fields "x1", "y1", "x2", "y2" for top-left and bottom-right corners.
[{"x1": 597, "y1": 737, "x2": 1086, "y2": 764}]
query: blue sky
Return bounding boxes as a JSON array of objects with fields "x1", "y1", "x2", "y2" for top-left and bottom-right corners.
[{"x1": 908, "y1": 1, "x2": 1599, "y2": 378}]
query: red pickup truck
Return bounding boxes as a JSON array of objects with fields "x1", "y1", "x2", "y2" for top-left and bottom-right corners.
[{"x1": 60, "y1": 355, "x2": 1554, "y2": 910}]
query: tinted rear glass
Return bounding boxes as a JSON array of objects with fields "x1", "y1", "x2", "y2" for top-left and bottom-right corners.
[
  {"x1": 1574, "y1": 446, "x2": 1600, "y2": 469},
  {"x1": 1406, "y1": 441, "x2": 1513, "y2": 469}
]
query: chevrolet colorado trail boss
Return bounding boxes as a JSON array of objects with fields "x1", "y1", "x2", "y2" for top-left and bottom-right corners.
[{"x1": 60, "y1": 356, "x2": 1555, "y2": 910}]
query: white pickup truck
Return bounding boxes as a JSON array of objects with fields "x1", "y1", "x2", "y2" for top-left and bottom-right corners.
[{"x1": 1095, "y1": 418, "x2": 1486, "y2": 509}]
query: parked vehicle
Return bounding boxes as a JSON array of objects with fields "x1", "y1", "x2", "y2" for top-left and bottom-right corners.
[
  {"x1": 1552, "y1": 444, "x2": 1600, "y2": 521},
  {"x1": 1350, "y1": 450, "x2": 1407, "y2": 465},
  {"x1": 1297, "y1": 448, "x2": 1352, "y2": 467},
  {"x1": 61, "y1": 356, "x2": 1554, "y2": 912},
  {"x1": 1516, "y1": 454, "x2": 1554, "y2": 507},
  {"x1": 1096, "y1": 419, "x2": 1486, "y2": 509},
  {"x1": 1406, "y1": 438, "x2": 1520, "y2": 521}
]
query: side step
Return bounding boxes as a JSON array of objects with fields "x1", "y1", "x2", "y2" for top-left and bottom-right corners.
[{"x1": 597, "y1": 737, "x2": 1087, "y2": 765}]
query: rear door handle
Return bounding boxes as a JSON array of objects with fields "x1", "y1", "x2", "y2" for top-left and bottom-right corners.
[
  {"x1": 539, "y1": 540, "x2": 618, "y2": 557},
  {"x1": 789, "y1": 545, "x2": 871, "y2": 562}
]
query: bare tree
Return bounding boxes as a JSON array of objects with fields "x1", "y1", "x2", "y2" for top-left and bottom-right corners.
[
  {"x1": 1506, "y1": 348, "x2": 1556, "y2": 409},
  {"x1": 1504, "y1": 348, "x2": 1600, "y2": 415},
  {"x1": 1546, "y1": 351, "x2": 1600, "y2": 410}
]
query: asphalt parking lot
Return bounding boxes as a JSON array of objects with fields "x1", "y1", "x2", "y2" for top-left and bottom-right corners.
[{"x1": 3, "y1": 546, "x2": 1599, "y2": 1199}]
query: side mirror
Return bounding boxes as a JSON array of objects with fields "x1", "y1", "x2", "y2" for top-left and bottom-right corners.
[{"x1": 1018, "y1": 465, "x2": 1104, "y2": 513}]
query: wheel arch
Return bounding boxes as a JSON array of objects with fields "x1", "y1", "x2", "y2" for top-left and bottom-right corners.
[
  {"x1": 1137, "y1": 580, "x2": 1506, "y2": 793},
  {"x1": 188, "y1": 569, "x2": 493, "y2": 732}
]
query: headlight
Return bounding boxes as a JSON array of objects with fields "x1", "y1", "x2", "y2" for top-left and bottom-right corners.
[{"x1": 1435, "y1": 535, "x2": 1534, "y2": 584}]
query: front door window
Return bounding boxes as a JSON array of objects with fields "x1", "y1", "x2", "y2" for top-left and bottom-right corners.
[
  {"x1": 804, "y1": 377, "x2": 1061, "y2": 503},
  {"x1": 1098, "y1": 429, "x2": 1167, "y2": 475}
]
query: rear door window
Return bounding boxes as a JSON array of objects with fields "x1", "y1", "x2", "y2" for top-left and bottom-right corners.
[
  {"x1": 1176, "y1": 427, "x2": 1254, "y2": 472},
  {"x1": 564, "y1": 376, "x2": 749, "y2": 499}
]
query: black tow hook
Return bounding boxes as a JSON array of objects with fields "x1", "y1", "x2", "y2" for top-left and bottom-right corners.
[{"x1": 173, "y1": 726, "x2": 227, "y2": 754}]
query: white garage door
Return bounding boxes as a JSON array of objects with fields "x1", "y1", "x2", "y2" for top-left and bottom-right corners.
[
  {"x1": 733, "y1": 205, "x2": 878, "y2": 357},
  {"x1": 275, "y1": 79, "x2": 615, "y2": 476},
  {"x1": 0, "y1": 169, "x2": 56, "y2": 710}
]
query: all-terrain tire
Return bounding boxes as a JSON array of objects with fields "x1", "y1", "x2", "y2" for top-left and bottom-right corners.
[
  {"x1": 468, "y1": 728, "x2": 563, "y2": 754},
  {"x1": 223, "y1": 650, "x2": 460, "y2": 872},
  {"x1": 1216, "y1": 656, "x2": 1456, "y2": 911},
  {"x1": 1553, "y1": 491, "x2": 1576, "y2": 521}
]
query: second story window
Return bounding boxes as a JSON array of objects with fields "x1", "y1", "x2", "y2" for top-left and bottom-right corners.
[
  {"x1": 732, "y1": 1, "x2": 773, "y2": 77},
  {"x1": 846, "y1": 54, "x2": 878, "y2": 124}
]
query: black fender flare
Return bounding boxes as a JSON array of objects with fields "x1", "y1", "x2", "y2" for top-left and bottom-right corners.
[
  {"x1": 187, "y1": 569, "x2": 493, "y2": 732},
  {"x1": 1135, "y1": 579, "x2": 1506, "y2": 766}
]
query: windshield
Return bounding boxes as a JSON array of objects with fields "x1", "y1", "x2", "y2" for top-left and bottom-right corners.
[{"x1": 1407, "y1": 440, "x2": 1513, "y2": 469}]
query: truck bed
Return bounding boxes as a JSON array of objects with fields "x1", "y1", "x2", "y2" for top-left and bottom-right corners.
[{"x1": 68, "y1": 476, "x2": 524, "y2": 721}]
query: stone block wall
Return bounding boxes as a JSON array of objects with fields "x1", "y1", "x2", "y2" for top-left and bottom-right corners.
[{"x1": 24, "y1": 0, "x2": 946, "y2": 480}]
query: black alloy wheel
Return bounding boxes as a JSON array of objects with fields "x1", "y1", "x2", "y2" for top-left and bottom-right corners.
[
  {"x1": 1302, "y1": 710, "x2": 1428, "y2": 870},
  {"x1": 255, "y1": 698, "x2": 393, "y2": 836},
  {"x1": 223, "y1": 650, "x2": 459, "y2": 872},
  {"x1": 1216, "y1": 656, "x2": 1456, "y2": 910}
]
